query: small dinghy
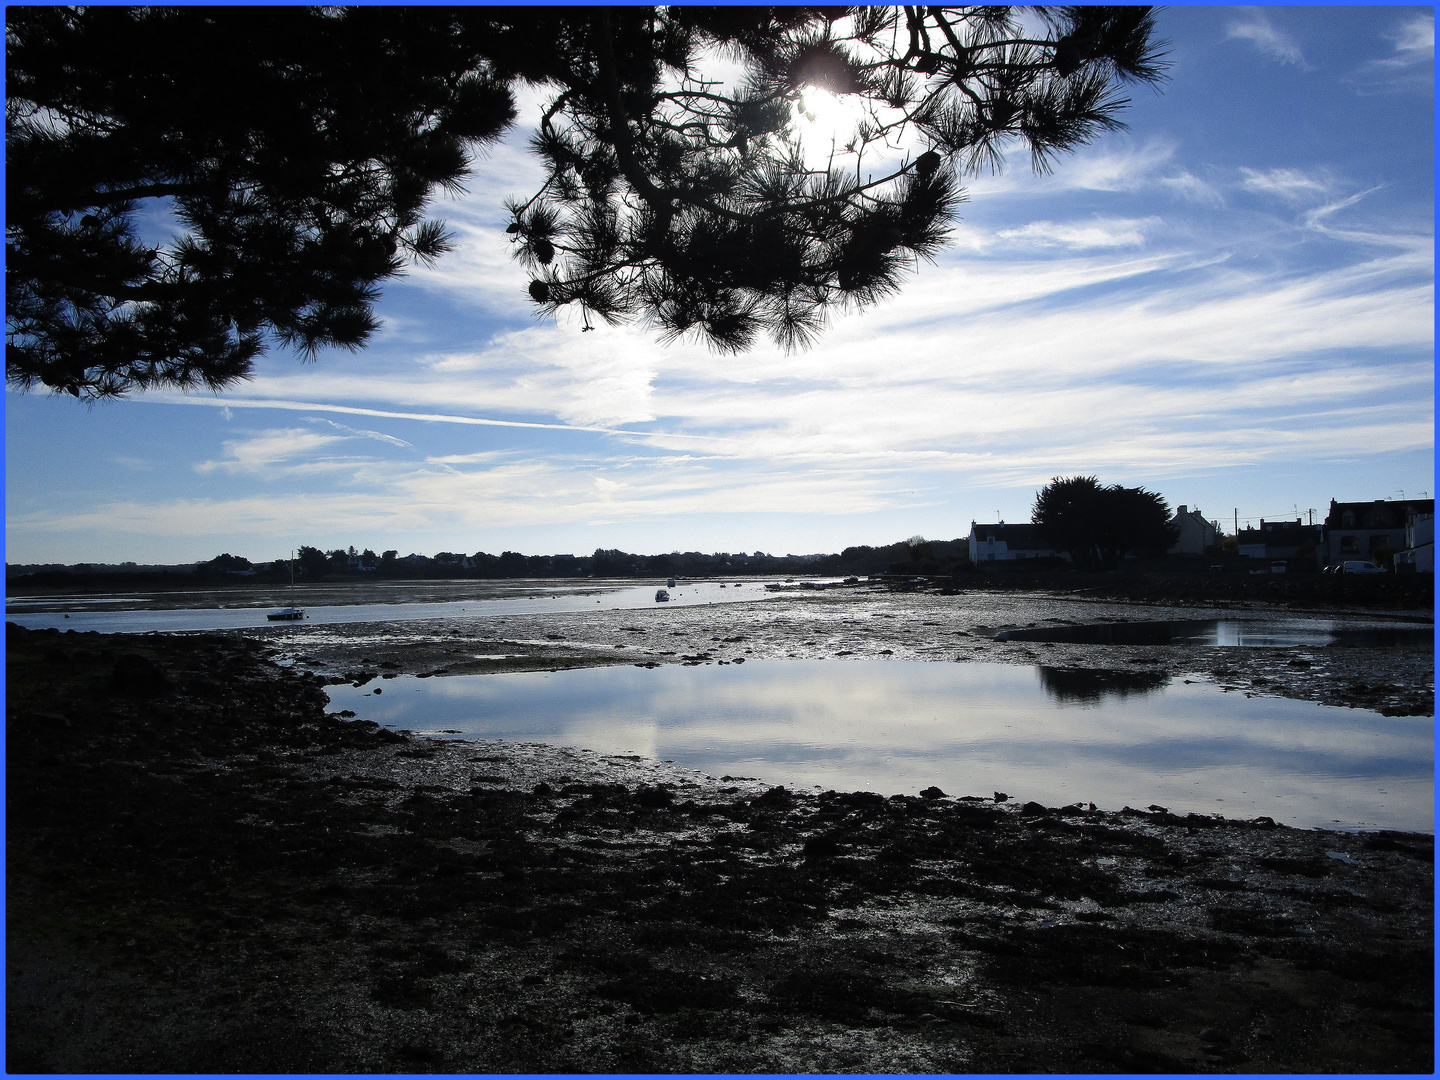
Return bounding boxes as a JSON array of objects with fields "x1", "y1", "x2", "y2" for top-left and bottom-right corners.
[
  {"x1": 654, "y1": 589, "x2": 670, "y2": 602},
  {"x1": 266, "y1": 607, "x2": 305, "y2": 621}
]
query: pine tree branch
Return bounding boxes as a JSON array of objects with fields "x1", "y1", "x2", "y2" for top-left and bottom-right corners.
[{"x1": 591, "y1": 8, "x2": 672, "y2": 213}]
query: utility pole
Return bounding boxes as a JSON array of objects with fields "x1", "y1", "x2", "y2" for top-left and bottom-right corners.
[
  {"x1": 1307, "y1": 508, "x2": 1315, "y2": 526},
  {"x1": 1233, "y1": 508, "x2": 1238, "y2": 536}
]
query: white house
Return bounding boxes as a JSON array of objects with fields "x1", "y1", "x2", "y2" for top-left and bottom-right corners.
[
  {"x1": 1167, "y1": 505, "x2": 1218, "y2": 556},
  {"x1": 967, "y1": 522, "x2": 1067, "y2": 563},
  {"x1": 1395, "y1": 509, "x2": 1434, "y2": 573}
]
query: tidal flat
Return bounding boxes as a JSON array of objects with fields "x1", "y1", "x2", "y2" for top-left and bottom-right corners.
[{"x1": 5, "y1": 582, "x2": 1433, "y2": 1072}]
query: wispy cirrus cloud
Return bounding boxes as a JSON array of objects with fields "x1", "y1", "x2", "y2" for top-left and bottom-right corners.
[
  {"x1": 1346, "y1": 11, "x2": 1434, "y2": 94},
  {"x1": 192, "y1": 427, "x2": 361, "y2": 477},
  {"x1": 309, "y1": 417, "x2": 413, "y2": 449},
  {"x1": 1237, "y1": 167, "x2": 1334, "y2": 205},
  {"x1": 1226, "y1": 9, "x2": 1308, "y2": 67},
  {"x1": 968, "y1": 140, "x2": 1179, "y2": 197},
  {"x1": 1235, "y1": 168, "x2": 1392, "y2": 239},
  {"x1": 995, "y1": 217, "x2": 1156, "y2": 250},
  {"x1": 1156, "y1": 172, "x2": 1226, "y2": 208}
]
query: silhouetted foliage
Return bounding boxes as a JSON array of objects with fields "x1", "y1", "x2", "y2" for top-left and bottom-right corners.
[
  {"x1": 1031, "y1": 475, "x2": 1177, "y2": 567},
  {"x1": 6, "y1": 6, "x2": 516, "y2": 398},
  {"x1": 193, "y1": 552, "x2": 253, "y2": 579},
  {"x1": 295, "y1": 545, "x2": 331, "y2": 580},
  {"x1": 510, "y1": 6, "x2": 1168, "y2": 352},
  {"x1": 8, "y1": 6, "x2": 1166, "y2": 398}
]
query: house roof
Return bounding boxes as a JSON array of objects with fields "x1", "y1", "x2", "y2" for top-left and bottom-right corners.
[
  {"x1": 1325, "y1": 499, "x2": 1434, "y2": 531},
  {"x1": 969, "y1": 523, "x2": 1051, "y2": 548}
]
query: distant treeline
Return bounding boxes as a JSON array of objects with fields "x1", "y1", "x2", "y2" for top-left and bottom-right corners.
[{"x1": 8, "y1": 538, "x2": 971, "y2": 586}]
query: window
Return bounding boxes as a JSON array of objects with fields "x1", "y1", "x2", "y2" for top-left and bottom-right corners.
[
  {"x1": 1340, "y1": 536, "x2": 1359, "y2": 553},
  {"x1": 1342, "y1": 511, "x2": 1356, "y2": 528}
]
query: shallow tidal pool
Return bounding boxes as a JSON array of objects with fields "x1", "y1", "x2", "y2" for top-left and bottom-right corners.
[{"x1": 325, "y1": 660, "x2": 1433, "y2": 833}]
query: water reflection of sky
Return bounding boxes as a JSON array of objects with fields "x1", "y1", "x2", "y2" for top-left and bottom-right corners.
[
  {"x1": 995, "y1": 618, "x2": 1433, "y2": 649},
  {"x1": 326, "y1": 660, "x2": 1433, "y2": 833}
]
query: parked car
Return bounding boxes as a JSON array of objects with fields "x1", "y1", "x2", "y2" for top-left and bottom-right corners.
[{"x1": 1336, "y1": 560, "x2": 1387, "y2": 574}]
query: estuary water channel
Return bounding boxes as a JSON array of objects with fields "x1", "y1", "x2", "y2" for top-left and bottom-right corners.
[
  {"x1": 9, "y1": 579, "x2": 1431, "y2": 831},
  {"x1": 3, "y1": 579, "x2": 775, "y2": 633},
  {"x1": 326, "y1": 660, "x2": 1433, "y2": 833}
]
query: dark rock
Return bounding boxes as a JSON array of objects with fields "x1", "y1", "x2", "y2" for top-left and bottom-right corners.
[
  {"x1": 596, "y1": 968, "x2": 739, "y2": 1013},
  {"x1": 1210, "y1": 907, "x2": 1294, "y2": 936},
  {"x1": 753, "y1": 785, "x2": 793, "y2": 808},
  {"x1": 803, "y1": 834, "x2": 843, "y2": 859},
  {"x1": 1194, "y1": 877, "x2": 1250, "y2": 891},
  {"x1": 109, "y1": 653, "x2": 172, "y2": 696},
  {"x1": 634, "y1": 785, "x2": 673, "y2": 809},
  {"x1": 832, "y1": 791, "x2": 885, "y2": 810},
  {"x1": 920, "y1": 786, "x2": 947, "y2": 799}
]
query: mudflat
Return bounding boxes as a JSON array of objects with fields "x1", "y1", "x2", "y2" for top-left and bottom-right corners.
[
  {"x1": 6, "y1": 596, "x2": 1432, "y2": 1074},
  {"x1": 252, "y1": 582, "x2": 1434, "y2": 718}
]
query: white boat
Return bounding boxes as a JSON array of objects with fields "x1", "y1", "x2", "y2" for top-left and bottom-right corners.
[
  {"x1": 266, "y1": 607, "x2": 305, "y2": 621},
  {"x1": 655, "y1": 589, "x2": 670, "y2": 602}
]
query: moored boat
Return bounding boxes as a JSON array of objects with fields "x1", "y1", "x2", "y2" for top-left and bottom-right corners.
[
  {"x1": 266, "y1": 607, "x2": 305, "y2": 621},
  {"x1": 655, "y1": 589, "x2": 670, "y2": 602}
]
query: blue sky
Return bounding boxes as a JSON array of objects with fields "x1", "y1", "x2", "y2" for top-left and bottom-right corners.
[{"x1": 6, "y1": 7, "x2": 1434, "y2": 565}]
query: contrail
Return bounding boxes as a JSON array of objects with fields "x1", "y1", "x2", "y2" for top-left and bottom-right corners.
[{"x1": 154, "y1": 395, "x2": 722, "y2": 442}]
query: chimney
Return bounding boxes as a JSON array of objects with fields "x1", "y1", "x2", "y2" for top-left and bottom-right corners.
[{"x1": 1176, "y1": 504, "x2": 1187, "y2": 516}]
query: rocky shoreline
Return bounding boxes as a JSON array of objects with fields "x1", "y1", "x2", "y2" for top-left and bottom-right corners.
[{"x1": 6, "y1": 621, "x2": 1433, "y2": 1073}]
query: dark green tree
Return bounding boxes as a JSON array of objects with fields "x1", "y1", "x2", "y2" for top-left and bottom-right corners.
[
  {"x1": 295, "y1": 545, "x2": 330, "y2": 579},
  {"x1": 8, "y1": 6, "x2": 1166, "y2": 398},
  {"x1": 6, "y1": 6, "x2": 517, "y2": 398},
  {"x1": 194, "y1": 552, "x2": 253, "y2": 578},
  {"x1": 1032, "y1": 475, "x2": 1176, "y2": 566}
]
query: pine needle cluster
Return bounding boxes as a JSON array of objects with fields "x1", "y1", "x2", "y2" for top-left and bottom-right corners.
[{"x1": 7, "y1": 6, "x2": 1166, "y2": 397}]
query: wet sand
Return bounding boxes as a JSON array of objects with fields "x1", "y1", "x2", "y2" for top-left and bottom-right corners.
[{"x1": 6, "y1": 604, "x2": 1432, "y2": 1074}]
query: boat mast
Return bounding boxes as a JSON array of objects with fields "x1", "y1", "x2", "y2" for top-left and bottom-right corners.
[{"x1": 289, "y1": 549, "x2": 294, "y2": 588}]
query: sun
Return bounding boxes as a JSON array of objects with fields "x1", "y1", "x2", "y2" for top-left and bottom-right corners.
[
  {"x1": 792, "y1": 86, "x2": 920, "y2": 175},
  {"x1": 793, "y1": 86, "x2": 876, "y2": 168}
]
